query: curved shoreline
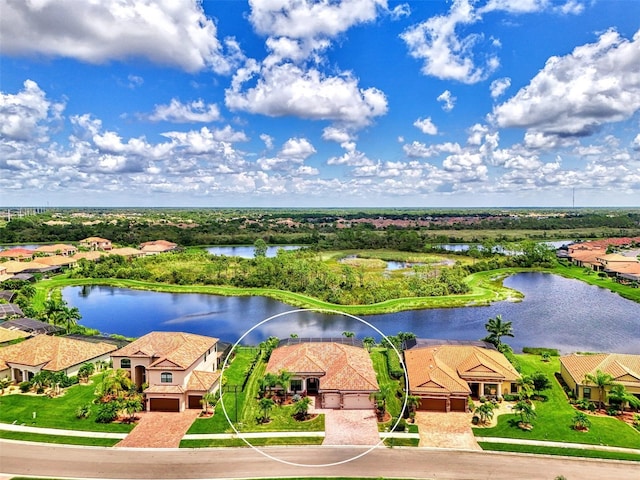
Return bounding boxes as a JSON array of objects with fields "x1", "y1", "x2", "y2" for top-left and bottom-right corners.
[{"x1": 35, "y1": 268, "x2": 526, "y2": 316}]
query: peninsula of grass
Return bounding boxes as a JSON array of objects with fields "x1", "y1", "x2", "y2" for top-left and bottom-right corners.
[
  {"x1": 473, "y1": 354, "x2": 640, "y2": 450},
  {"x1": 34, "y1": 266, "x2": 524, "y2": 316},
  {"x1": 0, "y1": 376, "x2": 133, "y2": 434}
]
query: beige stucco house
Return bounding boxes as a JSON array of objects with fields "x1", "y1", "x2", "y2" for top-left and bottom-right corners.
[
  {"x1": 404, "y1": 340, "x2": 521, "y2": 412},
  {"x1": 0, "y1": 335, "x2": 116, "y2": 382},
  {"x1": 265, "y1": 339, "x2": 379, "y2": 409},
  {"x1": 560, "y1": 353, "x2": 640, "y2": 404},
  {"x1": 79, "y1": 237, "x2": 112, "y2": 251},
  {"x1": 111, "y1": 332, "x2": 221, "y2": 412}
]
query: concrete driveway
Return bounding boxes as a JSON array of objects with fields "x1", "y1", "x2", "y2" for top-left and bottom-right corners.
[
  {"x1": 309, "y1": 397, "x2": 380, "y2": 446},
  {"x1": 414, "y1": 411, "x2": 481, "y2": 450}
]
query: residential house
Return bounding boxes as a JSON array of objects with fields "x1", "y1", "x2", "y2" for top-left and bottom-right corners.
[
  {"x1": 111, "y1": 331, "x2": 221, "y2": 412},
  {"x1": 139, "y1": 240, "x2": 178, "y2": 255},
  {"x1": 34, "y1": 244, "x2": 78, "y2": 257},
  {"x1": 0, "y1": 326, "x2": 28, "y2": 346},
  {"x1": 404, "y1": 339, "x2": 521, "y2": 412},
  {"x1": 0, "y1": 335, "x2": 116, "y2": 382},
  {"x1": 0, "y1": 304, "x2": 24, "y2": 320},
  {"x1": 560, "y1": 353, "x2": 640, "y2": 404},
  {"x1": 79, "y1": 237, "x2": 112, "y2": 251},
  {"x1": 0, "y1": 248, "x2": 35, "y2": 261},
  {"x1": 108, "y1": 247, "x2": 145, "y2": 259},
  {"x1": 265, "y1": 338, "x2": 379, "y2": 409}
]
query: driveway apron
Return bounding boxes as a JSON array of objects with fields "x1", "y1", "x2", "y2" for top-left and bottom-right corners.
[
  {"x1": 116, "y1": 410, "x2": 200, "y2": 448},
  {"x1": 310, "y1": 398, "x2": 379, "y2": 446},
  {"x1": 415, "y1": 411, "x2": 481, "y2": 450}
]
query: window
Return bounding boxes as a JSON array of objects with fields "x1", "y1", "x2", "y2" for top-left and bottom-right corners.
[
  {"x1": 583, "y1": 387, "x2": 591, "y2": 399},
  {"x1": 510, "y1": 382, "x2": 518, "y2": 394},
  {"x1": 291, "y1": 379, "x2": 303, "y2": 392},
  {"x1": 120, "y1": 359, "x2": 131, "y2": 369},
  {"x1": 161, "y1": 372, "x2": 172, "y2": 383}
]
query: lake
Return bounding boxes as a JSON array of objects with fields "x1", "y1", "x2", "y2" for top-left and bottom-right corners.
[
  {"x1": 205, "y1": 245, "x2": 301, "y2": 258},
  {"x1": 62, "y1": 272, "x2": 640, "y2": 354}
]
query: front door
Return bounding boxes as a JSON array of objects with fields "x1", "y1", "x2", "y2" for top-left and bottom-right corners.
[{"x1": 307, "y1": 378, "x2": 319, "y2": 394}]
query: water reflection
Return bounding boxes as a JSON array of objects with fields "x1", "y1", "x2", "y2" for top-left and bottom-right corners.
[{"x1": 63, "y1": 272, "x2": 640, "y2": 354}]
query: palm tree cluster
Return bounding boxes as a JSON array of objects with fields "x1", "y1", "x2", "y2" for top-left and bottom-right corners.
[
  {"x1": 41, "y1": 298, "x2": 82, "y2": 333},
  {"x1": 482, "y1": 314, "x2": 514, "y2": 351}
]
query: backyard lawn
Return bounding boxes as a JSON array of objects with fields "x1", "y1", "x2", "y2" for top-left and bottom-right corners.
[
  {"x1": 0, "y1": 373, "x2": 133, "y2": 433},
  {"x1": 474, "y1": 354, "x2": 640, "y2": 449}
]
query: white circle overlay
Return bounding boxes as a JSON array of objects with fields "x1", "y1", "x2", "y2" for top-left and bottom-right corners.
[{"x1": 219, "y1": 308, "x2": 410, "y2": 467}]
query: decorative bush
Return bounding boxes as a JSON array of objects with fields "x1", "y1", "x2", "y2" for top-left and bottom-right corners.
[
  {"x1": 19, "y1": 382, "x2": 31, "y2": 393},
  {"x1": 95, "y1": 401, "x2": 120, "y2": 423}
]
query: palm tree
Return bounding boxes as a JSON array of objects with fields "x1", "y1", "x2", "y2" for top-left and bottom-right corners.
[
  {"x1": 513, "y1": 400, "x2": 536, "y2": 426},
  {"x1": 406, "y1": 395, "x2": 421, "y2": 417},
  {"x1": 474, "y1": 402, "x2": 497, "y2": 425},
  {"x1": 95, "y1": 369, "x2": 133, "y2": 402},
  {"x1": 292, "y1": 396, "x2": 312, "y2": 420},
  {"x1": 200, "y1": 392, "x2": 217, "y2": 414},
  {"x1": 583, "y1": 369, "x2": 614, "y2": 410},
  {"x1": 0, "y1": 377, "x2": 11, "y2": 395},
  {"x1": 572, "y1": 411, "x2": 591, "y2": 431},
  {"x1": 342, "y1": 331, "x2": 355, "y2": 338},
  {"x1": 362, "y1": 336, "x2": 376, "y2": 352},
  {"x1": 607, "y1": 383, "x2": 640, "y2": 412},
  {"x1": 277, "y1": 370, "x2": 292, "y2": 403},
  {"x1": 517, "y1": 375, "x2": 535, "y2": 401},
  {"x1": 370, "y1": 383, "x2": 395, "y2": 419},
  {"x1": 258, "y1": 397, "x2": 275, "y2": 423},
  {"x1": 482, "y1": 314, "x2": 514, "y2": 349}
]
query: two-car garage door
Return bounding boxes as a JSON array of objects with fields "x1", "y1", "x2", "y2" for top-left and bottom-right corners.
[
  {"x1": 149, "y1": 398, "x2": 180, "y2": 412},
  {"x1": 418, "y1": 397, "x2": 467, "y2": 412}
]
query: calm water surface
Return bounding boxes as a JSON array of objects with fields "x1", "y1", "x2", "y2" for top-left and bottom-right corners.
[
  {"x1": 63, "y1": 272, "x2": 640, "y2": 353},
  {"x1": 205, "y1": 245, "x2": 301, "y2": 258}
]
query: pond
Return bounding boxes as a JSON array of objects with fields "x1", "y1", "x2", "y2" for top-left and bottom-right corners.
[
  {"x1": 205, "y1": 245, "x2": 301, "y2": 258},
  {"x1": 62, "y1": 273, "x2": 640, "y2": 354}
]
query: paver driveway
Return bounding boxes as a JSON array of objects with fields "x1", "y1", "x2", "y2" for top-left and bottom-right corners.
[
  {"x1": 309, "y1": 397, "x2": 380, "y2": 446},
  {"x1": 414, "y1": 411, "x2": 481, "y2": 450},
  {"x1": 116, "y1": 410, "x2": 200, "y2": 448}
]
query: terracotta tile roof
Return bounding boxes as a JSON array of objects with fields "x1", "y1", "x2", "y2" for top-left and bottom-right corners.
[
  {"x1": 561, "y1": 353, "x2": 640, "y2": 389},
  {"x1": 34, "y1": 255, "x2": 77, "y2": 266},
  {"x1": 72, "y1": 251, "x2": 106, "y2": 261},
  {"x1": 108, "y1": 247, "x2": 144, "y2": 257},
  {"x1": 187, "y1": 370, "x2": 222, "y2": 391},
  {"x1": 266, "y1": 342, "x2": 379, "y2": 392},
  {"x1": 405, "y1": 344, "x2": 520, "y2": 395},
  {"x1": 144, "y1": 384, "x2": 185, "y2": 394},
  {"x1": 80, "y1": 237, "x2": 111, "y2": 243},
  {"x1": 0, "y1": 327, "x2": 29, "y2": 343},
  {"x1": 113, "y1": 332, "x2": 218, "y2": 370},
  {"x1": 0, "y1": 248, "x2": 35, "y2": 259},
  {"x1": 34, "y1": 244, "x2": 77, "y2": 255},
  {"x1": 0, "y1": 335, "x2": 116, "y2": 372}
]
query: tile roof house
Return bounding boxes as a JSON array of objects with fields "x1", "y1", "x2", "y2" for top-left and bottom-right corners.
[
  {"x1": 0, "y1": 248, "x2": 35, "y2": 261},
  {"x1": 265, "y1": 339, "x2": 379, "y2": 409},
  {"x1": 139, "y1": 240, "x2": 178, "y2": 255},
  {"x1": 79, "y1": 237, "x2": 112, "y2": 251},
  {"x1": 560, "y1": 353, "x2": 640, "y2": 405},
  {"x1": 108, "y1": 247, "x2": 145, "y2": 258},
  {"x1": 34, "y1": 244, "x2": 78, "y2": 257},
  {"x1": 404, "y1": 340, "x2": 521, "y2": 412},
  {"x1": 111, "y1": 332, "x2": 221, "y2": 412},
  {"x1": 0, "y1": 335, "x2": 116, "y2": 382}
]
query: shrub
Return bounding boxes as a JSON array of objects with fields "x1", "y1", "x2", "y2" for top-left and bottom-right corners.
[
  {"x1": 606, "y1": 407, "x2": 619, "y2": 416},
  {"x1": 385, "y1": 349, "x2": 404, "y2": 379},
  {"x1": 95, "y1": 401, "x2": 120, "y2": 423},
  {"x1": 522, "y1": 347, "x2": 559, "y2": 356},
  {"x1": 76, "y1": 403, "x2": 92, "y2": 419},
  {"x1": 19, "y1": 381, "x2": 31, "y2": 393},
  {"x1": 502, "y1": 393, "x2": 518, "y2": 402},
  {"x1": 390, "y1": 417, "x2": 407, "y2": 432}
]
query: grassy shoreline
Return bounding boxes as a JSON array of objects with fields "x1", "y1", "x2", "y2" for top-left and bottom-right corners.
[{"x1": 34, "y1": 268, "x2": 525, "y2": 316}]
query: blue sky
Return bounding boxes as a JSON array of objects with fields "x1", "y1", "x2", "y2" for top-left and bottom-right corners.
[{"x1": 1, "y1": 0, "x2": 639, "y2": 208}]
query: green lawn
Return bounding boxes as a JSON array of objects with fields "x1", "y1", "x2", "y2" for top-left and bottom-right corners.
[
  {"x1": 479, "y1": 442, "x2": 640, "y2": 462},
  {"x1": 0, "y1": 375, "x2": 133, "y2": 433},
  {"x1": 0, "y1": 430, "x2": 120, "y2": 446},
  {"x1": 370, "y1": 348, "x2": 404, "y2": 421},
  {"x1": 474, "y1": 354, "x2": 640, "y2": 449},
  {"x1": 180, "y1": 436, "x2": 324, "y2": 448}
]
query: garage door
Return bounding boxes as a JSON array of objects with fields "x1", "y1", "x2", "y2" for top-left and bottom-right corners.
[
  {"x1": 419, "y1": 398, "x2": 447, "y2": 412},
  {"x1": 342, "y1": 394, "x2": 373, "y2": 410},
  {"x1": 323, "y1": 393, "x2": 340, "y2": 409},
  {"x1": 149, "y1": 398, "x2": 180, "y2": 412},
  {"x1": 188, "y1": 395, "x2": 203, "y2": 409},
  {"x1": 450, "y1": 398, "x2": 467, "y2": 412}
]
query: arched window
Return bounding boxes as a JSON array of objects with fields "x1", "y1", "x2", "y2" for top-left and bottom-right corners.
[
  {"x1": 160, "y1": 372, "x2": 172, "y2": 383},
  {"x1": 120, "y1": 359, "x2": 131, "y2": 369}
]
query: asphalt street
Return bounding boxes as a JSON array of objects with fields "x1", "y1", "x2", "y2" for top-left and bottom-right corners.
[{"x1": 1, "y1": 441, "x2": 639, "y2": 480}]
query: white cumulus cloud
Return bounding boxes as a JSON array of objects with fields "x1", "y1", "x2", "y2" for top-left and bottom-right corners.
[
  {"x1": 414, "y1": 117, "x2": 438, "y2": 135},
  {"x1": 0, "y1": 0, "x2": 241, "y2": 73},
  {"x1": 493, "y1": 29, "x2": 640, "y2": 137},
  {"x1": 148, "y1": 99, "x2": 221, "y2": 123}
]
